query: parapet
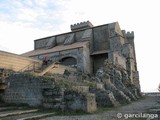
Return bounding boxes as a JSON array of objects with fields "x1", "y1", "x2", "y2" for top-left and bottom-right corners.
[
  {"x1": 126, "y1": 31, "x2": 134, "y2": 39},
  {"x1": 71, "y1": 21, "x2": 94, "y2": 31}
]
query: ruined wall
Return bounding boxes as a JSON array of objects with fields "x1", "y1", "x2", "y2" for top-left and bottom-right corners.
[
  {"x1": 2, "y1": 74, "x2": 45, "y2": 106},
  {"x1": 1, "y1": 73, "x2": 97, "y2": 113},
  {"x1": 64, "y1": 90, "x2": 97, "y2": 113},
  {"x1": 2, "y1": 74, "x2": 64, "y2": 107}
]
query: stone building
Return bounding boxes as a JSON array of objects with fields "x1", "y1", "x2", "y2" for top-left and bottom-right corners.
[
  {"x1": 0, "y1": 21, "x2": 141, "y2": 112},
  {"x1": 22, "y1": 21, "x2": 139, "y2": 87}
]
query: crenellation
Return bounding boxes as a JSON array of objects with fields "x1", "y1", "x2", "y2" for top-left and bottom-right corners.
[
  {"x1": 71, "y1": 21, "x2": 94, "y2": 31},
  {"x1": 126, "y1": 31, "x2": 134, "y2": 39}
]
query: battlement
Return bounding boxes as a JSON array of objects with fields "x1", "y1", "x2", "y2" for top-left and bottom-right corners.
[
  {"x1": 71, "y1": 21, "x2": 94, "y2": 31},
  {"x1": 126, "y1": 31, "x2": 134, "y2": 39}
]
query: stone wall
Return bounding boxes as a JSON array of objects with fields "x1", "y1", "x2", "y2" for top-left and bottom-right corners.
[
  {"x1": 64, "y1": 90, "x2": 97, "y2": 113},
  {"x1": 1, "y1": 73, "x2": 97, "y2": 113},
  {"x1": 32, "y1": 46, "x2": 91, "y2": 73},
  {"x1": 34, "y1": 25, "x2": 93, "y2": 50},
  {"x1": 111, "y1": 52, "x2": 126, "y2": 69},
  {"x1": 1, "y1": 73, "x2": 63, "y2": 107},
  {"x1": 92, "y1": 25, "x2": 110, "y2": 51},
  {"x1": 2, "y1": 74, "x2": 47, "y2": 106}
]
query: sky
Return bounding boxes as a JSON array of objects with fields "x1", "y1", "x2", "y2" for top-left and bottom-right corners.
[{"x1": 0, "y1": 0, "x2": 160, "y2": 92}]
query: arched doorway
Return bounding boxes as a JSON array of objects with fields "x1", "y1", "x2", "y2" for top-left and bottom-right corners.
[{"x1": 60, "y1": 57, "x2": 77, "y2": 67}]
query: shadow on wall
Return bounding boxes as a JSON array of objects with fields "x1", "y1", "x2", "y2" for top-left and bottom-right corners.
[{"x1": 59, "y1": 57, "x2": 77, "y2": 68}]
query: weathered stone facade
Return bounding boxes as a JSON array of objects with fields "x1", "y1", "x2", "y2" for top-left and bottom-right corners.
[
  {"x1": 22, "y1": 21, "x2": 139, "y2": 89},
  {"x1": 0, "y1": 21, "x2": 141, "y2": 113}
]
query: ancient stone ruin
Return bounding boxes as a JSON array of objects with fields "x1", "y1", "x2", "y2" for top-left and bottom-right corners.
[{"x1": 0, "y1": 21, "x2": 141, "y2": 113}]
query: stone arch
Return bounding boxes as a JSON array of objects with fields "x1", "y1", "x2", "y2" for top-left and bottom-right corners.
[{"x1": 59, "y1": 56, "x2": 77, "y2": 67}]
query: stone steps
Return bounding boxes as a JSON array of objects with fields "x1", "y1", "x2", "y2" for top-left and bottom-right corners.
[
  {"x1": 17, "y1": 113, "x2": 55, "y2": 120},
  {"x1": 35, "y1": 62, "x2": 58, "y2": 76},
  {"x1": 0, "y1": 112, "x2": 55, "y2": 120},
  {"x1": 0, "y1": 106, "x2": 55, "y2": 120},
  {"x1": 107, "y1": 92, "x2": 120, "y2": 107},
  {"x1": 0, "y1": 106, "x2": 19, "y2": 112},
  {"x1": 0, "y1": 109, "x2": 38, "y2": 117},
  {"x1": 105, "y1": 83, "x2": 131, "y2": 104}
]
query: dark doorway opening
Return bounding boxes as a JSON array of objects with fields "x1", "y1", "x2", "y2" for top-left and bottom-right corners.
[
  {"x1": 60, "y1": 57, "x2": 77, "y2": 67},
  {"x1": 92, "y1": 53, "x2": 108, "y2": 73}
]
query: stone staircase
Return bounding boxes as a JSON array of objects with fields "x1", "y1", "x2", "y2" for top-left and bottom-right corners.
[
  {"x1": 0, "y1": 104, "x2": 55, "y2": 120},
  {"x1": 105, "y1": 83, "x2": 131, "y2": 104},
  {"x1": 90, "y1": 88, "x2": 120, "y2": 107},
  {"x1": 35, "y1": 62, "x2": 57, "y2": 76},
  {"x1": 28, "y1": 61, "x2": 58, "y2": 76},
  {"x1": 19, "y1": 60, "x2": 59, "y2": 76}
]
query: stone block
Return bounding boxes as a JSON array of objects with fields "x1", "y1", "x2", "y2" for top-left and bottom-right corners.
[
  {"x1": 85, "y1": 93, "x2": 97, "y2": 113},
  {"x1": 90, "y1": 88, "x2": 119, "y2": 107},
  {"x1": 72, "y1": 86, "x2": 89, "y2": 93},
  {"x1": 64, "y1": 91, "x2": 97, "y2": 113},
  {"x1": 96, "y1": 83, "x2": 104, "y2": 89}
]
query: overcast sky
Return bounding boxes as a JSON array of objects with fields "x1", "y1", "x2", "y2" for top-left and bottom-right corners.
[{"x1": 0, "y1": 0, "x2": 160, "y2": 92}]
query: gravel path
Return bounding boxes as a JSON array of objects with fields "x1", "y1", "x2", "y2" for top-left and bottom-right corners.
[{"x1": 40, "y1": 96, "x2": 160, "y2": 120}]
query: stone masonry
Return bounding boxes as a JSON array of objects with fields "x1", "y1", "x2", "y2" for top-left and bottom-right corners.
[
  {"x1": 0, "y1": 21, "x2": 141, "y2": 113},
  {"x1": 22, "y1": 21, "x2": 140, "y2": 90}
]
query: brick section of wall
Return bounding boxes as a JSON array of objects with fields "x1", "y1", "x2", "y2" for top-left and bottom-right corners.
[{"x1": 2, "y1": 74, "x2": 52, "y2": 106}]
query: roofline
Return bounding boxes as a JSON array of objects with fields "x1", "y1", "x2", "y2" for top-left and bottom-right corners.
[
  {"x1": 22, "y1": 41, "x2": 89, "y2": 57},
  {"x1": 34, "y1": 21, "x2": 117, "y2": 42},
  {"x1": 28, "y1": 46, "x2": 84, "y2": 57},
  {"x1": 0, "y1": 50, "x2": 40, "y2": 62}
]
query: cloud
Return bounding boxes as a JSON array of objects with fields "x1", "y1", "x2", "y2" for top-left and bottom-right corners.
[
  {"x1": 0, "y1": 0, "x2": 67, "y2": 31},
  {"x1": 0, "y1": 45, "x2": 11, "y2": 53},
  {"x1": 0, "y1": 0, "x2": 75, "y2": 54}
]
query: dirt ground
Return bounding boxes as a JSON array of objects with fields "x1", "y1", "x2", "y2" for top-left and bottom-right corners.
[{"x1": 40, "y1": 95, "x2": 160, "y2": 120}]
